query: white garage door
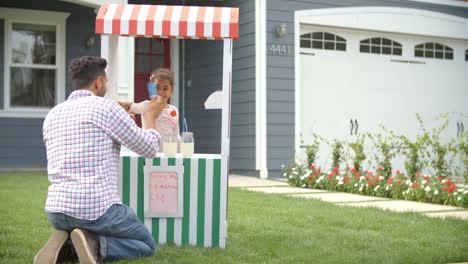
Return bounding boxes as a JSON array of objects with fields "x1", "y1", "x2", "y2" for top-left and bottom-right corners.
[{"x1": 299, "y1": 25, "x2": 468, "y2": 170}]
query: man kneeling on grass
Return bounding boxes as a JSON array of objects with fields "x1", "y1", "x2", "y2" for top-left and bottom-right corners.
[{"x1": 34, "y1": 56, "x2": 168, "y2": 264}]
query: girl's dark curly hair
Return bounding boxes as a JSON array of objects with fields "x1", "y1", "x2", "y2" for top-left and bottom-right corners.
[{"x1": 69, "y1": 56, "x2": 107, "y2": 90}]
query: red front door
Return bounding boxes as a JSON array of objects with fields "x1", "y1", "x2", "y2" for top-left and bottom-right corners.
[{"x1": 134, "y1": 38, "x2": 170, "y2": 127}]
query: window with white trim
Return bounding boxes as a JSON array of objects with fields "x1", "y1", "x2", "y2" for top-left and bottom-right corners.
[
  {"x1": 300, "y1": 32, "x2": 346, "y2": 51},
  {"x1": 360, "y1": 37, "x2": 402, "y2": 55},
  {"x1": 415, "y1": 42, "x2": 453, "y2": 60},
  {"x1": 1, "y1": 7, "x2": 69, "y2": 118},
  {"x1": 465, "y1": 49, "x2": 468, "y2": 61}
]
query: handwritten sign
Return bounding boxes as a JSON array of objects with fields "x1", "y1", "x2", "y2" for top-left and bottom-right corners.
[{"x1": 144, "y1": 165, "x2": 184, "y2": 218}]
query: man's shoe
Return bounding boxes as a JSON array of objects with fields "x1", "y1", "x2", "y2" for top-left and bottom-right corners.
[
  {"x1": 70, "y1": 229, "x2": 100, "y2": 264},
  {"x1": 34, "y1": 230, "x2": 69, "y2": 264}
]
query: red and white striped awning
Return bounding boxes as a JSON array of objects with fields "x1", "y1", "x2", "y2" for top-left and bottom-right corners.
[{"x1": 95, "y1": 4, "x2": 239, "y2": 40}]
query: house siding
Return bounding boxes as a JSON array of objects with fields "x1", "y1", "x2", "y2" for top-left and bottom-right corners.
[
  {"x1": 266, "y1": 0, "x2": 468, "y2": 177},
  {"x1": 0, "y1": 0, "x2": 100, "y2": 168},
  {"x1": 0, "y1": 19, "x2": 3, "y2": 110}
]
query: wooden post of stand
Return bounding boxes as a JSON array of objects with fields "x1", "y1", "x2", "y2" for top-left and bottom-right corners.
[
  {"x1": 100, "y1": 34, "x2": 119, "y2": 100},
  {"x1": 220, "y1": 38, "x2": 233, "y2": 248}
]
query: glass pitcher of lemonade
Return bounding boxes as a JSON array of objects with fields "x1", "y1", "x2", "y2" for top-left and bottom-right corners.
[
  {"x1": 163, "y1": 132, "x2": 178, "y2": 157},
  {"x1": 181, "y1": 132, "x2": 194, "y2": 157}
]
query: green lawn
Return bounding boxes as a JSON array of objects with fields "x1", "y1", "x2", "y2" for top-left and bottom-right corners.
[{"x1": 0, "y1": 173, "x2": 467, "y2": 264}]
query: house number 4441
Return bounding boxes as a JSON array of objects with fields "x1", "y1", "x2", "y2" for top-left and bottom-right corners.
[{"x1": 269, "y1": 44, "x2": 291, "y2": 55}]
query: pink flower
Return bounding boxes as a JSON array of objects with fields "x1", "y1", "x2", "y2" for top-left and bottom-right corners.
[
  {"x1": 368, "y1": 182, "x2": 374, "y2": 187},
  {"x1": 448, "y1": 184, "x2": 456, "y2": 193},
  {"x1": 377, "y1": 168, "x2": 383, "y2": 171},
  {"x1": 350, "y1": 168, "x2": 357, "y2": 173}
]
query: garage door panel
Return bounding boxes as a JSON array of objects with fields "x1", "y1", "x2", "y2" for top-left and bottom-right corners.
[{"x1": 300, "y1": 26, "x2": 468, "y2": 171}]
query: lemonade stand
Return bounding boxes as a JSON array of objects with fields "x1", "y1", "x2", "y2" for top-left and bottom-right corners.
[{"x1": 95, "y1": 3, "x2": 238, "y2": 248}]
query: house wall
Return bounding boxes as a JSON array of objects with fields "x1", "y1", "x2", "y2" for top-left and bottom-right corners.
[
  {"x1": 0, "y1": 0, "x2": 100, "y2": 169},
  {"x1": 265, "y1": 0, "x2": 468, "y2": 177}
]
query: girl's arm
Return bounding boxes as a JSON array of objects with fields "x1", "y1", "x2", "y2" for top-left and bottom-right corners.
[{"x1": 129, "y1": 100, "x2": 150, "y2": 114}]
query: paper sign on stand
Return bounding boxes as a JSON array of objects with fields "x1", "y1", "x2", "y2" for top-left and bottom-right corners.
[{"x1": 144, "y1": 165, "x2": 184, "y2": 218}]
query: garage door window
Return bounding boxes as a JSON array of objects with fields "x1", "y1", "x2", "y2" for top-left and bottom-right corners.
[
  {"x1": 415, "y1": 42, "x2": 453, "y2": 60},
  {"x1": 300, "y1": 32, "x2": 346, "y2": 51},
  {"x1": 360, "y1": 37, "x2": 402, "y2": 55},
  {"x1": 465, "y1": 49, "x2": 468, "y2": 61}
]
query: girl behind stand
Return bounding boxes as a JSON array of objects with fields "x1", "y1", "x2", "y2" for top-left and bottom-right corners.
[{"x1": 130, "y1": 68, "x2": 180, "y2": 151}]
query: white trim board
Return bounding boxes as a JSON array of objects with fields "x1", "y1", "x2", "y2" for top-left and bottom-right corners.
[
  {"x1": 294, "y1": 6, "x2": 468, "y2": 159},
  {"x1": 296, "y1": 7, "x2": 468, "y2": 40},
  {"x1": 255, "y1": 0, "x2": 268, "y2": 178},
  {"x1": 407, "y1": 0, "x2": 468, "y2": 8}
]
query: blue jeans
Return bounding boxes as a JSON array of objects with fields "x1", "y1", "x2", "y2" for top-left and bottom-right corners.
[{"x1": 47, "y1": 204, "x2": 155, "y2": 261}]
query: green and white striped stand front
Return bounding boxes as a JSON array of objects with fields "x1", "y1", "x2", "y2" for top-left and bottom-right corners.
[{"x1": 118, "y1": 154, "x2": 226, "y2": 248}]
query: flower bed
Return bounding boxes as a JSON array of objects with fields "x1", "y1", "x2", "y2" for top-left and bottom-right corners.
[{"x1": 283, "y1": 163, "x2": 468, "y2": 208}]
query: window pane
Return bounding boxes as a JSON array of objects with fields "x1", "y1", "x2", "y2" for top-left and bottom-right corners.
[
  {"x1": 382, "y1": 47, "x2": 391, "y2": 55},
  {"x1": 371, "y1": 38, "x2": 381, "y2": 45},
  {"x1": 300, "y1": 33, "x2": 312, "y2": 39},
  {"x1": 445, "y1": 52, "x2": 453, "y2": 60},
  {"x1": 394, "y1": 41, "x2": 402, "y2": 48},
  {"x1": 382, "y1": 38, "x2": 391, "y2": 46},
  {"x1": 360, "y1": 45, "x2": 370, "y2": 53},
  {"x1": 415, "y1": 44, "x2": 423, "y2": 49},
  {"x1": 371, "y1": 46, "x2": 381, "y2": 54},
  {"x1": 445, "y1": 46, "x2": 453, "y2": 52},
  {"x1": 312, "y1": 41, "x2": 323, "y2": 49},
  {"x1": 12, "y1": 23, "x2": 56, "y2": 65},
  {"x1": 465, "y1": 50, "x2": 468, "y2": 61},
  {"x1": 435, "y1": 51, "x2": 444, "y2": 59},
  {"x1": 435, "y1": 43, "x2": 443, "y2": 50},
  {"x1": 151, "y1": 39, "x2": 165, "y2": 54},
  {"x1": 361, "y1": 39, "x2": 370, "y2": 44},
  {"x1": 151, "y1": 56, "x2": 164, "y2": 71},
  {"x1": 425, "y1": 50, "x2": 434, "y2": 58},
  {"x1": 136, "y1": 38, "x2": 150, "y2": 53},
  {"x1": 324, "y1": 32, "x2": 334, "y2": 41},
  {"x1": 336, "y1": 36, "x2": 345, "y2": 42},
  {"x1": 393, "y1": 48, "x2": 402, "y2": 56},
  {"x1": 425, "y1": 43, "x2": 434, "y2": 49},
  {"x1": 300, "y1": 39, "x2": 311, "y2": 48},
  {"x1": 10, "y1": 67, "x2": 55, "y2": 107},
  {"x1": 336, "y1": 43, "x2": 346, "y2": 51},
  {"x1": 415, "y1": 49, "x2": 423, "y2": 57},
  {"x1": 312, "y1": 32, "x2": 323, "y2": 40},
  {"x1": 136, "y1": 54, "x2": 151, "y2": 73},
  {"x1": 324, "y1": 41, "x2": 334, "y2": 50}
]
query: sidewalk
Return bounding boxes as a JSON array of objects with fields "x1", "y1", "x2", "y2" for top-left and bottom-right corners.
[{"x1": 229, "y1": 175, "x2": 468, "y2": 221}]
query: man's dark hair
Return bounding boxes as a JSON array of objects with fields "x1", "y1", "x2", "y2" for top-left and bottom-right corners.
[{"x1": 69, "y1": 56, "x2": 107, "y2": 90}]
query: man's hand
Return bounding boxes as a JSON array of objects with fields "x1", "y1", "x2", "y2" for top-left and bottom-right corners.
[
  {"x1": 117, "y1": 101, "x2": 134, "y2": 113},
  {"x1": 143, "y1": 96, "x2": 168, "y2": 130}
]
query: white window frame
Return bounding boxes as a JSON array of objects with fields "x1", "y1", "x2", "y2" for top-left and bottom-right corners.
[{"x1": 0, "y1": 7, "x2": 69, "y2": 118}]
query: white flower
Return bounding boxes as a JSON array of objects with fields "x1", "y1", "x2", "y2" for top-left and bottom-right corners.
[
  {"x1": 424, "y1": 186, "x2": 430, "y2": 192},
  {"x1": 354, "y1": 183, "x2": 358, "y2": 187},
  {"x1": 386, "y1": 185, "x2": 389, "y2": 191},
  {"x1": 319, "y1": 175, "x2": 325, "y2": 180},
  {"x1": 374, "y1": 186, "x2": 380, "y2": 191},
  {"x1": 281, "y1": 164, "x2": 285, "y2": 169},
  {"x1": 360, "y1": 176, "x2": 365, "y2": 181},
  {"x1": 359, "y1": 186, "x2": 363, "y2": 192},
  {"x1": 458, "y1": 197, "x2": 462, "y2": 201},
  {"x1": 434, "y1": 190, "x2": 439, "y2": 195},
  {"x1": 405, "y1": 179, "x2": 412, "y2": 185},
  {"x1": 379, "y1": 176, "x2": 385, "y2": 181},
  {"x1": 283, "y1": 173, "x2": 286, "y2": 177},
  {"x1": 458, "y1": 189, "x2": 463, "y2": 192},
  {"x1": 464, "y1": 190, "x2": 468, "y2": 194},
  {"x1": 422, "y1": 180, "x2": 427, "y2": 185}
]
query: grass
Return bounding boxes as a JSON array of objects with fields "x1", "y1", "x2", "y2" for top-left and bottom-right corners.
[{"x1": 0, "y1": 172, "x2": 467, "y2": 264}]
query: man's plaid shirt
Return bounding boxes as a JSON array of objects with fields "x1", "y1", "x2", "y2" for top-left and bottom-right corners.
[{"x1": 43, "y1": 90, "x2": 160, "y2": 220}]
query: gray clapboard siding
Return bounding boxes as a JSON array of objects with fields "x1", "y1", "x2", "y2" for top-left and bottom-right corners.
[
  {"x1": 265, "y1": 0, "x2": 468, "y2": 176},
  {"x1": 0, "y1": 0, "x2": 100, "y2": 168},
  {"x1": 0, "y1": 19, "x2": 3, "y2": 109}
]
